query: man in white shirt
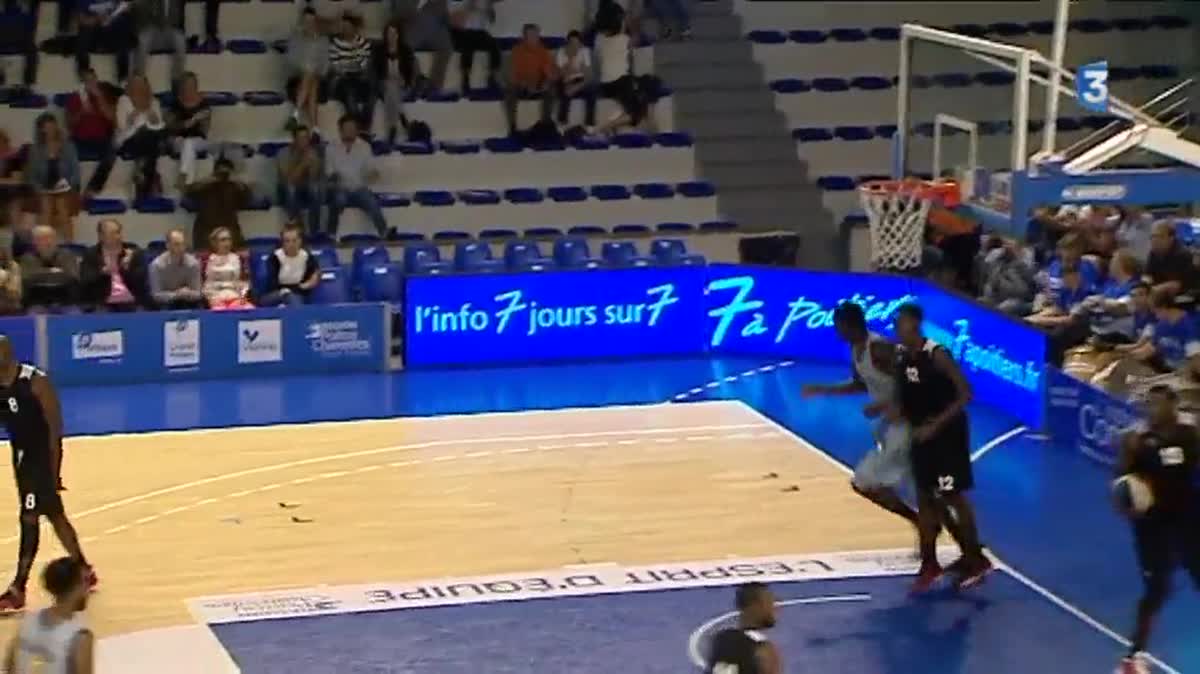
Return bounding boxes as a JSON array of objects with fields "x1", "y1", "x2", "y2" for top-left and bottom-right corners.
[
  {"x1": 324, "y1": 115, "x2": 388, "y2": 237},
  {"x1": 555, "y1": 30, "x2": 596, "y2": 127}
]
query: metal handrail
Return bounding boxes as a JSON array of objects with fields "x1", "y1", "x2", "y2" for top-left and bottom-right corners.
[{"x1": 1060, "y1": 78, "x2": 1194, "y2": 159}]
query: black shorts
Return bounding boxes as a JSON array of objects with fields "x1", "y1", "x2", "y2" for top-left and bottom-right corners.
[
  {"x1": 911, "y1": 418, "x2": 973, "y2": 495},
  {"x1": 15, "y1": 469, "x2": 62, "y2": 518},
  {"x1": 1133, "y1": 514, "x2": 1200, "y2": 590}
]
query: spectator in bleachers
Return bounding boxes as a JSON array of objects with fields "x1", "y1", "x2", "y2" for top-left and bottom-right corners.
[
  {"x1": 167, "y1": 71, "x2": 213, "y2": 187},
  {"x1": 391, "y1": 0, "x2": 453, "y2": 95},
  {"x1": 148, "y1": 227, "x2": 204, "y2": 309},
  {"x1": 134, "y1": 0, "x2": 186, "y2": 84},
  {"x1": 0, "y1": 0, "x2": 38, "y2": 96},
  {"x1": 329, "y1": 11, "x2": 375, "y2": 135},
  {"x1": 1146, "y1": 220, "x2": 1196, "y2": 298},
  {"x1": 202, "y1": 226, "x2": 251, "y2": 309},
  {"x1": 115, "y1": 74, "x2": 167, "y2": 200},
  {"x1": 1027, "y1": 254, "x2": 1094, "y2": 329},
  {"x1": 589, "y1": 0, "x2": 641, "y2": 43},
  {"x1": 556, "y1": 30, "x2": 596, "y2": 128},
  {"x1": 452, "y1": 0, "x2": 501, "y2": 92},
  {"x1": 65, "y1": 68, "x2": 120, "y2": 199},
  {"x1": 76, "y1": 0, "x2": 136, "y2": 83},
  {"x1": 372, "y1": 20, "x2": 418, "y2": 145},
  {"x1": 25, "y1": 113, "x2": 81, "y2": 242},
  {"x1": 647, "y1": 0, "x2": 690, "y2": 40},
  {"x1": 1034, "y1": 232, "x2": 1098, "y2": 312},
  {"x1": 0, "y1": 242, "x2": 22, "y2": 315},
  {"x1": 325, "y1": 115, "x2": 387, "y2": 237},
  {"x1": 594, "y1": 18, "x2": 654, "y2": 136},
  {"x1": 259, "y1": 225, "x2": 319, "y2": 307},
  {"x1": 79, "y1": 218, "x2": 149, "y2": 311},
  {"x1": 1101, "y1": 289, "x2": 1200, "y2": 398},
  {"x1": 1117, "y1": 205, "x2": 1155, "y2": 261},
  {"x1": 1084, "y1": 252, "x2": 1147, "y2": 344},
  {"x1": 286, "y1": 7, "x2": 329, "y2": 132},
  {"x1": 184, "y1": 156, "x2": 249, "y2": 249},
  {"x1": 976, "y1": 237, "x2": 1036, "y2": 316},
  {"x1": 277, "y1": 125, "x2": 324, "y2": 235},
  {"x1": 19, "y1": 225, "x2": 78, "y2": 311},
  {"x1": 504, "y1": 23, "x2": 557, "y2": 136},
  {"x1": 0, "y1": 129, "x2": 29, "y2": 231}
]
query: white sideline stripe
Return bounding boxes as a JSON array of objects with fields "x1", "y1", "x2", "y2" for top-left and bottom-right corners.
[
  {"x1": 970, "y1": 425, "x2": 1027, "y2": 462},
  {"x1": 686, "y1": 594, "x2": 872, "y2": 669},
  {"x1": 729, "y1": 401, "x2": 1184, "y2": 674}
]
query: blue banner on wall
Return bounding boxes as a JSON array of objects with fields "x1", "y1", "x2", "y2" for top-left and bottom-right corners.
[
  {"x1": 404, "y1": 267, "x2": 707, "y2": 367},
  {"x1": 1045, "y1": 368, "x2": 1138, "y2": 466},
  {"x1": 46, "y1": 304, "x2": 388, "y2": 385},
  {"x1": 0, "y1": 316, "x2": 37, "y2": 366}
]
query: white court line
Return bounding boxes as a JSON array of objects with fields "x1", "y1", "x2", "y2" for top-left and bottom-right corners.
[
  {"x1": 686, "y1": 594, "x2": 872, "y2": 668},
  {"x1": 970, "y1": 425, "x2": 1027, "y2": 462},
  {"x1": 731, "y1": 401, "x2": 1183, "y2": 674}
]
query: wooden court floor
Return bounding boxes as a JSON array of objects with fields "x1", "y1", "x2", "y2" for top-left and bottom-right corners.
[{"x1": 0, "y1": 400, "x2": 910, "y2": 642}]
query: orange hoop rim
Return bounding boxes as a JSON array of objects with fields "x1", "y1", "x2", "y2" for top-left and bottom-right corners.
[{"x1": 858, "y1": 178, "x2": 960, "y2": 207}]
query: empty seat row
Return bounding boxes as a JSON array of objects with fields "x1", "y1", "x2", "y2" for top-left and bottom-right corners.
[
  {"x1": 793, "y1": 114, "x2": 1119, "y2": 143},
  {"x1": 746, "y1": 15, "x2": 1191, "y2": 44},
  {"x1": 769, "y1": 64, "x2": 1178, "y2": 95}
]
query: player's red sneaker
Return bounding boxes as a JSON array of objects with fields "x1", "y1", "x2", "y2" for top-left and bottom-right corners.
[
  {"x1": 909, "y1": 563, "x2": 943, "y2": 594},
  {"x1": 954, "y1": 557, "x2": 994, "y2": 590},
  {"x1": 1117, "y1": 653, "x2": 1150, "y2": 674},
  {"x1": 83, "y1": 565, "x2": 99, "y2": 592},
  {"x1": 0, "y1": 588, "x2": 26, "y2": 614}
]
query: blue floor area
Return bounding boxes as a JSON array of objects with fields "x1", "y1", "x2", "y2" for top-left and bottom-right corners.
[
  {"x1": 56, "y1": 357, "x2": 1200, "y2": 672},
  {"x1": 211, "y1": 574, "x2": 1123, "y2": 674}
]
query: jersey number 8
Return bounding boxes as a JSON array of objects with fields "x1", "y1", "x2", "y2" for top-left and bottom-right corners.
[
  {"x1": 24, "y1": 493, "x2": 36, "y2": 511},
  {"x1": 7, "y1": 398, "x2": 16, "y2": 413},
  {"x1": 713, "y1": 665, "x2": 739, "y2": 674}
]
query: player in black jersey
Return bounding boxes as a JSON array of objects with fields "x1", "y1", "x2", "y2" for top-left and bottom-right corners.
[
  {"x1": 706, "y1": 583, "x2": 780, "y2": 674},
  {"x1": 893, "y1": 303, "x2": 990, "y2": 593},
  {"x1": 0, "y1": 337, "x2": 96, "y2": 614},
  {"x1": 1115, "y1": 386, "x2": 1200, "y2": 674}
]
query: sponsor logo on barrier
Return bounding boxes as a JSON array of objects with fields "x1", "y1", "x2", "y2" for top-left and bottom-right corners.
[
  {"x1": 164, "y1": 319, "x2": 200, "y2": 368},
  {"x1": 1061, "y1": 184, "x2": 1127, "y2": 202},
  {"x1": 1078, "y1": 400, "x2": 1138, "y2": 464},
  {"x1": 194, "y1": 594, "x2": 341, "y2": 620},
  {"x1": 71, "y1": 330, "x2": 123, "y2": 360},
  {"x1": 237, "y1": 319, "x2": 282, "y2": 363},
  {"x1": 306, "y1": 320, "x2": 371, "y2": 357},
  {"x1": 924, "y1": 319, "x2": 1042, "y2": 392}
]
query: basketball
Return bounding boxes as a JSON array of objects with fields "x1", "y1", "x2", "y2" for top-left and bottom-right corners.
[{"x1": 1112, "y1": 474, "x2": 1155, "y2": 516}]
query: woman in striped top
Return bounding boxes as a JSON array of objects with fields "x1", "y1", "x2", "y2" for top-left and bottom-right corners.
[{"x1": 329, "y1": 12, "x2": 375, "y2": 135}]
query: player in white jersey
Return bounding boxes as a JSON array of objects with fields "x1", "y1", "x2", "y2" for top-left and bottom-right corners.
[{"x1": 3, "y1": 557, "x2": 93, "y2": 674}]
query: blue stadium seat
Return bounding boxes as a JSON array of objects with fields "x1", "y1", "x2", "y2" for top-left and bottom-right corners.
[
  {"x1": 548, "y1": 186, "x2": 588, "y2": 202},
  {"x1": 572, "y1": 134, "x2": 610, "y2": 150},
  {"x1": 553, "y1": 238, "x2": 601, "y2": 269},
  {"x1": 770, "y1": 79, "x2": 811, "y2": 94},
  {"x1": 1141, "y1": 65, "x2": 1179, "y2": 80},
  {"x1": 310, "y1": 268, "x2": 350, "y2": 304},
  {"x1": 829, "y1": 28, "x2": 868, "y2": 42},
  {"x1": 245, "y1": 236, "x2": 280, "y2": 249},
  {"x1": 360, "y1": 263, "x2": 404, "y2": 302},
  {"x1": 1027, "y1": 21, "x2": 1054, "y2": 35},
  {"x1": 868, "y1": 27, "x2": 900, "y2": 41},
  {"x1": 747, "y1": 30, "x2": 787, "y2": 44},
  {"x1": 474, "y1": 229, "x2": 514, "y2": 241},
  {"x1": 676, "y1": 181, "x2": 716, "y2": 198},
  {"x1": 377, "y1": 193, "x2": 412, "y2": 208},
  {"x1": 311, "y1": 247, "x2": 339, "y2": 269},
  {"x1": 874, "y1": 124, "x2": 898, "y2": 139},
  {"x1": 387, "y1": 231, "x2": 424, "y2": 242},
  {"x1": 850, "y1": 76, "x2": 891, "y2": 91},
  {"x1": 655, "y1": 132, "x2": 693, "y2": 148},
  {"x1": 793, "y1": 127, "x2": 834, "y2": 142},
  {"x1": 458, "y1": 189, "x2": 501, "y2": 206},
  {"x1": 1149, "y1": 15, "x2": 1189, "y2": 30},
  {"x1": 812, "y1": 77, "x2": 850, "y2": 92},
  {"x1": 700, "y1": 220, "x2": 737, "y2": 232},
  {"x1": 504, "y1": 241, "x2": 550, "y2": 271},
  {"x1": 656, "y1": 222, "x2": 695, "y2": 233},
  {"x1": 913, "y1": 122, "x2": 936, "y2": 137},
  {"x1": 351, "y1": 245, "x2": 390, "y2": 291},
  {"x1": 340, "y1": 233, "x2": 381, "y2": 246},
  {"x1": 249, "y1": 250, "x2": 272, "y2": 296},
  {"x1": 613, "y1": 224, "x2": 650, "y2": 235},
  {"x1": 86, "y1": 198, "x2": 127, "y2": 215},
  {"x1": 842, "y1": 213, "x2": 869, "y2": 227},
  {"x1": 370, "y1": 140, "x2": 394, "y2": 156},
  {"x1": 591, "y1": 184, "x2": 632, "y2": 201},
  {"x1": 910, "y1": 75, "x2": 934, "y2": 89},
  {"x1": 976, "y1": 71, "x2": 1015, "y2": 86},
  {"x1": 817, "y1": 176, "x2": 857, "y2": 191},
  {"x1": 1069, "y1": 19, "x2": 1111, "y2": 33},
  {"x1": 226, "y1": 38, "x2": 267, "y2": 54},
  {"x1": 788, "y1": 29, "x2": 827, "y2": 43},
  {"x1": 504, "y1": 188, "x2": 543, "y2": 204},
  {"x1": 1112, "y1": 18, "x2": 1150, "y2": 31},
  {"x1": 951, "y1": 23, "x2": 988, "y2": 37},
  {"x1": 1056, "y1": 117, "x2": 1083, "y2": 132},
  {"x1": 567, "y1": 225, "x2": 607, "y2": 236},
  {"x1": 244, "y1": 90, "x2": 285, "y2": 106},
  {"x1": 145, "y1": 240, "x2": 167, "y2": 256},
  {"x1": 634, "y1": 183, "x2": 675, "y2": 199},
  {"x1": 650, "y1": 239, "x2": 705, "y2": 266},
  {"x1": 454, "y1": 242, "x2": 505, "y2": 273},
  {"x1": 1080, "y1": 115, "x2": 1116, "y2": 131},
  {"x1": 932, "y1": 73, "x2": 972, "y2": 88},
  {"x1": 307, "y1": 232, "x2": 335, "y2": 247},
  {"x1": 203, "y1": 91, "x2": 239, "y2": 106},
  {"x1": 134, "y1": 197, "x2": 175, "y2": 214},
  {"x1": 256, "y1": 141, "x2": 289, "y2": 158},
  {"x1": 524, "y1": 227, "x2": 563, "y2": 238},
  {"x1": 988, "y1": 22, "x2": 1029, "y2": 37},
  {"x1": 834, "y1": 126, "x2": 874, "y2": 141},
  {"x1": 403, "y1": 243, "x2": 439, "y2": 269},
  {"x1": 441, "y1": 140, "x2": 481, "y2": 154},
  {"x1": 1108, "y1": 66, "x2": 1140, "y2": 82},
  {"x1": 602, "y1": 242, "x2": 651, "y2": 268},
  {"x1": 484, "y1": 137, "x2": 523, "y2": 153},
  {"x1": 433, "y1": 230, "x2": 472, "y2": 242},
  {"x1": 613, "y1": 133, "x2": 653, "y2": 149},
  {"x1": 397, "y1": 141, "x2": 435, "y2": 155},
  {"x1": 9, "y1": 94, "x2": 47, "y2": 109},
  {"x1": 415, "y1": 190, "x2": 455, "y2": 206}
]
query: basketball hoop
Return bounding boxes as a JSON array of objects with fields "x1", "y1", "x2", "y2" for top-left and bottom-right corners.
[{"x1": 858, "y1": 179, "x2": 954, "y2": 271}]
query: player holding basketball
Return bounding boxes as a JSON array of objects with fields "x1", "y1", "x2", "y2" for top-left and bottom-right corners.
[
  {"x1": 1115, "y1": 385, "x2": 1199, "y2": 674},
  {"x1": 893, "y1": 303, "x2": 991, "y2": 592},
  {"x1": 0, "y1": 337, "x2": 96, "y2": 613},
  {"x1": 4, "y1": 557, "x2": 93, "y2": 673},
  {"x1": 706, "y1": 582, "x2": 781, "y2": 674}
]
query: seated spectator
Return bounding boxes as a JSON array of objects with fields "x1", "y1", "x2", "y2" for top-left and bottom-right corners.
[
  {"x1": 20, "y1": 225, "x2": 79, "y2": 310},
  {"x1": 329, "y1": 12, "x2": 375, "y2": 134},
  {"x1": 372, "y1": 20, "x2": 418, "y2": 145},
  {"x1": 0, "y1": 129, "x2": 29, "y2": 232},
  {"x1": 588, "y1": 0, "x2": 642, "y2": 43},
  {"x1": 76, "y1": 0, "x2": 136, "y2": 83},
  {"x1": 594, "y1": 20, "x2": 652, "y2": 136},
  {"x1": 1146, "y1": 220, "x2": 1195, "y2": 298},
  {"x1": 134, "y1": 0, "x2": 186, "y2": 83},
  {"x1": 25, "y1": 113, "x2": 81, "y2": 242},
  {"x1": 391, "y1": 0, "x2": 452, "y2": 94},
  {"x1": 1083, "y1": 251, "x2": 1146, "y2": 344},
  {"x1": 325, "y1": 115, "x2": 387, "y2": 237},
  {"x1": 556, "y1": 30, "x2": 596, "y2": 128},
  {"x1": 1100, "y1": 288, "x2": 1200, "y2": 398},
  {"x1": 278, "y1": 125, "x2": 324, "y2": 235},
  {"x1": 1034, "y1": 232, "x2": 1099, "y2": 312},
  {"x1": 452, "y1": 0, "x2": 500, "y2": 92},
  {"x1": 977, "y1": 237, "x2": 1036, "y2": 316},
  {"x1": 168, "y1": 72, "x2": 213, "y2": 186},
  {"x1": 1062, "y1": 279, "x2": 1152, "y2": 384},
  {"x1": 1116, "y1": 205, "x2": 1155, "y2": 261},
  {"x1": 202, "y1": 226, "x2": 252, "y2": 309},
  {"x1": 185, "y1": 156, "x2": 250, "y2": 249},
  {"x1": 0, "y1": 243, "x2": 22, "y2": 315},
  {"x1": 1084, "y1": 215, "x2": 1119, "y2": 271},
  {"x1": 149, "y1": 228, "x2": 204, "y2": 309},
  {"x1": 504, "y1": 23, "x2": 558, "y2": 136},
  {"x1": 80, "y1": 218, "x2": 149, "y2": 312},
  {"x1": 259, "y1": 225, "x2": 320, "y2": 307},
  {"x1": 0, "y1": 0, "x2": 38, "y2": 96},
  {"x1": 115, "y1": 74, "x2": 167, "y2": 200},
  {"x1": 65, "y1": 68, "x2": 120, "y2": 199},
  {"x1": 286, "y1": 7, "x2": 329, "y2": 131},
  {"x1": 647, "y1": 0, "x2": 690, "y2": 40}
]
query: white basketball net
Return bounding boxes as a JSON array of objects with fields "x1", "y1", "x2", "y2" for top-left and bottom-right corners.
[{"x1": 859, "y1": 181, "x2": 932, "y2": 271}]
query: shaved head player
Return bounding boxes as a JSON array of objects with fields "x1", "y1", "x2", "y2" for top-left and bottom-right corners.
[
  {"x1": 706, "y1": 583, "x2": 780, "y2": 674},
  {"x1": 0, "y1": 337, "x2": 96, "y2": 613}
]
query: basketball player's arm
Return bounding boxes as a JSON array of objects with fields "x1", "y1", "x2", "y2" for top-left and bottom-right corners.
[
  {"x1": 69, "y1": 629, "x2": 94, "y2": 674},
  {"x1": 915, "y1": 348, "x2": 973, "y2": 440},
  {"x1": 755, "y1": 641, "x2": 782, "y2": 674},
  {"x1": 31, "y1": 374, "x2": 64, "y2": 485},
  {"x1": 1116, "y1": 429, "x2": 1140, "y2": 476}
]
